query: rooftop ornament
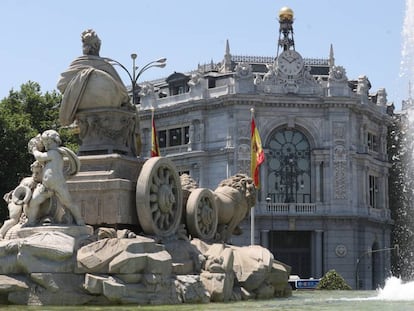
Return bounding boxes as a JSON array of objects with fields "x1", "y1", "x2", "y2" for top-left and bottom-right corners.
[{"x1": 278, "y1": 6, "x2": 294, "y2": 22}]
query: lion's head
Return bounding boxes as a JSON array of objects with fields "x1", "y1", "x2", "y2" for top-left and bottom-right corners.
[
  {"x1": 217, "y1": 173, "x2": 256, "y2": 208},
  {"x1": 180, "y1": 173, "x2": 199, "y2": 191}
]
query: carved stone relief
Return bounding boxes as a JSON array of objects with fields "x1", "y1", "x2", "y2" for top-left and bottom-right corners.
[
  {"x1": 334, "y1": 144, "x2": 347, "y2": 199},
  {"x1": 333, "y1": 122, "x2": 346, "y2": 141}
]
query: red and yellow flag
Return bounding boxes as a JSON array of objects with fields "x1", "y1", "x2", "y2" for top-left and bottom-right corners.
[
  {"x1": 251, "y1": 113, "x2": 265, "y2": 188},
  {"x1": 151, "y1": 110, "x2": 160, "y2": 157}
]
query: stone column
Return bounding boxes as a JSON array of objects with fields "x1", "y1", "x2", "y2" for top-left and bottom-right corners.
[
  {"x1": 315, "y1": 161, "x2": 321, "y2": 202},
  {"x1": 260, "y1": 230, "x2": 270, "y2": 249},
  {"x1": 188, "y1": 122, "x2": 194, "y2": 152},
  {"x1": 363, "y1": 166, "x2": 369, "y2": 206},
  {"x1": 313, "y1": 230, "x2": 324, "y2": 278}
]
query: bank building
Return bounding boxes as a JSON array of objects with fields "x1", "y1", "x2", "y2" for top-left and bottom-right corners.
[{"x1": 136, "y1": 7, "x2": 393, "y2": 290}]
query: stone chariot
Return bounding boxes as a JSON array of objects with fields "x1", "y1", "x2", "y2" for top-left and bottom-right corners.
[
  {"x1": 0, "y1": 29, "x2": 291, "y2": 306},
  {"x1": 137, "y1": 156, "x2": 218, "y2": 239}
]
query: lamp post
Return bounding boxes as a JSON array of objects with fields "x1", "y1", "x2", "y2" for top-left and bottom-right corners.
[
  {"x1": 106, "y1": 54, "x2": 167, "y2": 104},
  {"x1": 355, "y1": 245, "x2": 399, "y2": 289}
]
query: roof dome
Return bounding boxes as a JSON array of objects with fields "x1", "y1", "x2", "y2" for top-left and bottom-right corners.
[{"x1": 278, "y1": 6, "x2": 294, "y2": 21}]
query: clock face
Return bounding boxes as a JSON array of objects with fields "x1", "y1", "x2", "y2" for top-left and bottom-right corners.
[{"x1": 277, "y1": 50, "x2": 304, "y2": 75}]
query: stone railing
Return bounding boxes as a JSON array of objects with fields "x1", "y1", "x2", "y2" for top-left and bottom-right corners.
[
  {"x1": 255, "y1": 202, "x2": 392, "y2": 222},
  {"x1": 207, "y1": 85, "x2": 232, "y2": 97},
  {"x1": 151, "y1": 84, "x2": 234, "y2": 108},
  {"x1": 368, "y1": 206, "x2": 391, "y2": 220},
  {"x1": 257, "y1": 203, "x2": 317, "y2": 215}
]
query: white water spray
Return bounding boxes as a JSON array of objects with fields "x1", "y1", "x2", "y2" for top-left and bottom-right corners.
[
  {"x1": 400, "y1": 0, "x2": 414, "y2": 98},
  {"x1": 376, "y1": 277, "x2": 414, "y2": 301},
  {"x1": 373, "y1": 1, "x2": 414, "y2": 298}
]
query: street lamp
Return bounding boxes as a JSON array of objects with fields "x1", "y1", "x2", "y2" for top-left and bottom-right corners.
[
  {"x1": 106, "y1": 55, "x2": 167, "y2": 105},
  {"x1": 355, "y1": 245, "x2": 399, "y2": 289}
]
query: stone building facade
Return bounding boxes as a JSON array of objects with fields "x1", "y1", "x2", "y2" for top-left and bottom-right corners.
[{"x1": 136, "y1": 7, "x2": 393, "y2": 289}]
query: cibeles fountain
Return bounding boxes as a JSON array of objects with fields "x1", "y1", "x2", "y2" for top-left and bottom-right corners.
[{"x1": 0, "y1": 29, "x2": 291, "y2": 306}]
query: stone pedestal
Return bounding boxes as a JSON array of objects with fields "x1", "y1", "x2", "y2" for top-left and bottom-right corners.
[
  {"x1": 67, "y1": 154, "x2": 145, "y2": 228},
  {"x1": 76, "y1": 107, "x2": 138, "y2": 157}
]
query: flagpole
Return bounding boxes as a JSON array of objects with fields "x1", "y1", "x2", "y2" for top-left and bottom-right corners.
[
  {"x1": 151, "y1": 106, "x2": 155, "y2": 156},
  {"x1": 250, "y1": 107, "x2": 255, "y2": 245},
  {"x1": 150, "y1": 106, "x2": 160, "y2": 157},
  {"x1": 151, "y1": 106, "x2": 155, "y2": 125}
]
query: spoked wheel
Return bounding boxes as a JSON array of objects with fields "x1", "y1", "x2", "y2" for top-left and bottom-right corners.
[
  {"x1": 186, "y1": 188, "x2": 218, "y2": 240},
  {"x1": 136, "y1": 157, "x2": 183, "y2": 237}
]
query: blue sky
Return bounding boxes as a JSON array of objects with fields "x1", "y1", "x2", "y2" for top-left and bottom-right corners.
[{"x1": 0, "y1": 0, "x2": 408, "y2": 109}]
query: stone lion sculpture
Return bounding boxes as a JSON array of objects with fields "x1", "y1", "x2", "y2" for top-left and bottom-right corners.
[{"x1": 214, "y1": 173, "x2": 256, "y2": 242}]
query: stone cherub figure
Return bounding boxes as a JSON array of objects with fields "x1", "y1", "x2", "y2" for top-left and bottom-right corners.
[
  {"x1": 27, "y1": 130, "x2": 84, "y2": 226},
  {"x1": 0, "y1": 161, "x2": 43, "y2": 238}
]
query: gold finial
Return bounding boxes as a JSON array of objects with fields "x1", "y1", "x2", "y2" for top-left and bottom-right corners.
[{"x1": 278, "y1": 6, "x2": 294, "y2": 21}]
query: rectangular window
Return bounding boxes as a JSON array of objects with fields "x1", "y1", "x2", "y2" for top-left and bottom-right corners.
[
  {"x1": 208, "y1": 78, "x2": 216, "y2": 89},
  {"x1": 369, "y1": 175, "x2": 378, "y2": 208},
  {"x1": 169, "y1": 128, "x2": 182, "y2": 146},
  {"x1": 156, "y1": 126, "x2": 190, "y2": 149},
  {"x1": 184, "y1": 126, "x2": 190, "y2": 144},
  {"x1": 367, "y1": 133, "x2": 379, "y2": 152},
  {"x1": 158, "y1": 130, "x2": 167, "y2": 148}
]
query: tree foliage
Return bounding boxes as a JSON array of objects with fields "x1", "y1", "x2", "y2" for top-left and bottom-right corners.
[
  {"x1": 316, "y1": 269, "x2": 352, "y2": 290},
  {"x1": 0, "y1": 81, "x2": 78, "y2": 221},
  {"x1": 388, "y1": 113, "x2": 414, "y2": 280}
]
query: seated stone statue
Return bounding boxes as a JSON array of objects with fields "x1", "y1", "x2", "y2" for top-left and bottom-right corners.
[{"x1": 57, "y1": 29, "x2": 130, "y2": 126}]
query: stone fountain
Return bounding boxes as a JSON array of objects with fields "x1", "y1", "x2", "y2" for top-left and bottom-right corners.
[{"x1": 0, "y1": 29, "x2": 291, "y2": 306}]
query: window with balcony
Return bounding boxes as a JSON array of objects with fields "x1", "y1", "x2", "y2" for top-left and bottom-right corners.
[
  {"x1": 158, "y1": 126, "x2": 190, "y2": 149},
  {"x1": 267, "y1": 129, "x2": 311, "y2": 203}
]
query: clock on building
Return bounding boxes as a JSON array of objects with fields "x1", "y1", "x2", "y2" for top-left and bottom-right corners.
[{"x1": 277, "y1": 50, "x2": 304, "y2": 75}]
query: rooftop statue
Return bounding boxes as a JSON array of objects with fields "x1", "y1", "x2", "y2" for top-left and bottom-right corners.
[{"x1": 57, "y1": 29, "x2": 130, "y2": 126}]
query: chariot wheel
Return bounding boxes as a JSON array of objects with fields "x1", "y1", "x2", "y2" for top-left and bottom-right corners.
[
  {"x1": 186, "y1": 188, "x2": 218, "y2": 240},
  {"x1": 136, "y1": 157, "x2": 183, "y2": 237}
]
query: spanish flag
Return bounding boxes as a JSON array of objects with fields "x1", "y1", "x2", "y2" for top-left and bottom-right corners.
[
  {"x1": 151, "y1": 110, "x2": 160, "y2": 157},
  {"x1": 251, "y1": 112, "x2": 265, "y2": 188}
]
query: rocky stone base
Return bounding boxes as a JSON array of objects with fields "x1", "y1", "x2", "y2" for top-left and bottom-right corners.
[{"x1": 0, "y1": 226, "x2": 291, "y2": 306}]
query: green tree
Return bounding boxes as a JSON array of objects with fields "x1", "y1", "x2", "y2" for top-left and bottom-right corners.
[{"x1": 0, "y1": 81, "x2": 78, "y2": 221}]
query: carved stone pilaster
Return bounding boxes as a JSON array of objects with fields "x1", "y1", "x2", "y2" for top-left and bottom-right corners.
[{"x1": 334, "y1": 144, "x2": 347, "y2": 199}]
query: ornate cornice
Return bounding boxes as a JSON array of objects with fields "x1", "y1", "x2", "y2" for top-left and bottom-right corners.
[{"x1": 140, "y1": 93, "x2": 390, "y2": 123}]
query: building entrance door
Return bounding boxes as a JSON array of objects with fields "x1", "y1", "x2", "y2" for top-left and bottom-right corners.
[{"x1": 269, "y1": 230, "x2": 311, "y2": 278}]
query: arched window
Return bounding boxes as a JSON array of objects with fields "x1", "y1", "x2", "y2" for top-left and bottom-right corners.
[
  {"x1": 166, "y1": 72, "x2": 190, "y2": 95},
  {"x1": 267, "y1": 128, "x2": 311, "y2": 203}
]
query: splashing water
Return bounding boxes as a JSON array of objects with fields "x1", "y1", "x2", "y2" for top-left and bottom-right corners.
[
  {"x1": 376, "y1": 276, "x2": 414, "y2": 301},
  {"x1": 400, "y1": 0, "x2": 414, "y2": 82}
]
